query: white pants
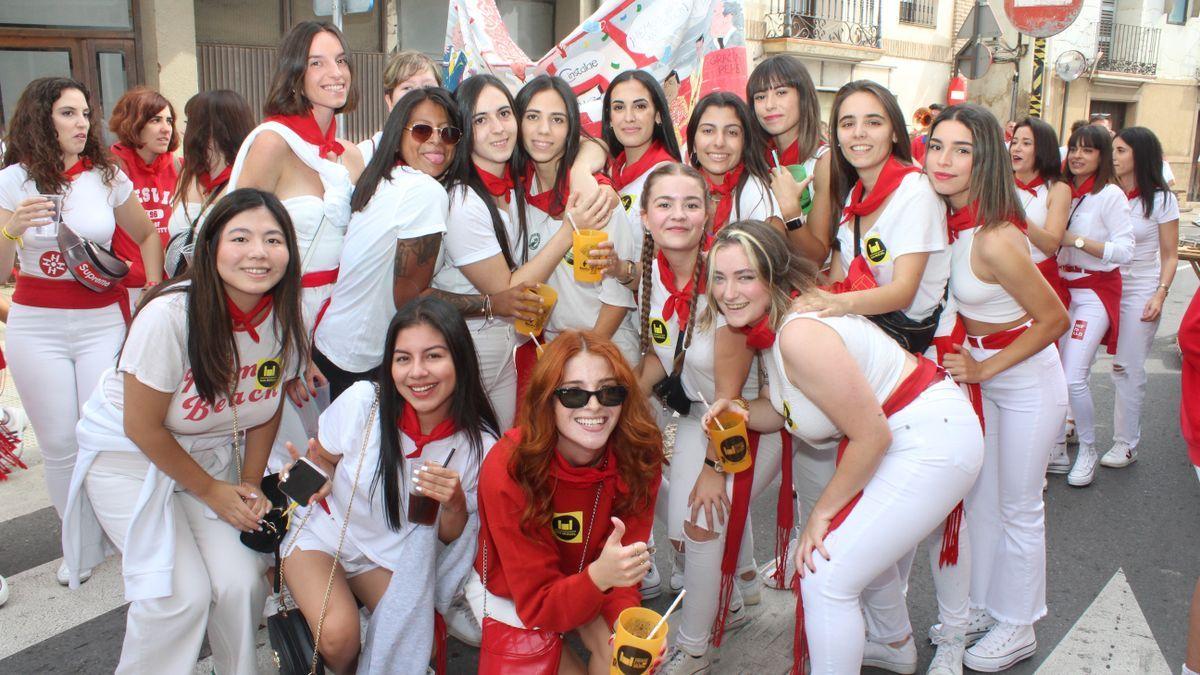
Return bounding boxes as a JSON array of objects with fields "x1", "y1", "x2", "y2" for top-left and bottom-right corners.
[
  {"x1": 85, "y1": 452, "x2": 268, "y2": 675},
  {"x1": 1112, "y1": 274, "x2": 1161, "y2": 448},
  {"x1": 799, "y1": 381, "x2": 984, "y2": 673},
  {"x1": 473, "y1": 321, "x2": 518, "y2": 430},
  {"x1": 966, "y1": 343, "x2": 1066, "y2": 625},
  {"x1": 1058, "y1": 288, "x2": 1109, "y2": 450},
  {"x1": 6, "y1": 303, "x2": 125, "y2": 519}
]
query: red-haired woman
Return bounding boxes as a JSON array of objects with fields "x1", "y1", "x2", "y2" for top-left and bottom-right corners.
[
  {"x1": 108, "y1": 86, "x2": 180, "y2": 299},
  {"x1": 467, "y1": 330, "x2": 663, "y2": 674}
]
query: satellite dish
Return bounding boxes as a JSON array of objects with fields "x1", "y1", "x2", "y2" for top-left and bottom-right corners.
[{"x1": 1055, "y1": 50, "x2": 1087, "y2": 81}]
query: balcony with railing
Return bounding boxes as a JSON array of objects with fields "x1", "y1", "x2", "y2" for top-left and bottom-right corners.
[
  {"x1": 1096, "y1": 22, "x2": 1160, "y2": 77},
  {"x1": 763, "y1": 0, "x2": 882, "y2": 50}
]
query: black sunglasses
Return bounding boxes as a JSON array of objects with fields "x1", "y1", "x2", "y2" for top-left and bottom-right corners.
[
  {"x1": 553, "y1": 385, "x2": 629, "y2": 409},
  {"x1": 405, "y1": 123, "x2": 462, "y2": 145}
]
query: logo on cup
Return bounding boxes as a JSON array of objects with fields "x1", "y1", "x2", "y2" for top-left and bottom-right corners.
[
  {"x1": 256, "y1": 359, "x2": 282, "y2": 389},
  {"x1": 614, "y1": 645, "x2": 653, "y2": 674},
  {"x1": 552, "y1": 511, "x2": 583, "y2": 543},
  {"x1": 650, "y1": 318, "x2": 670, "y2": 345},
  {"x1": 720, "y1": 435, "x2": 748, "y2": 463}
]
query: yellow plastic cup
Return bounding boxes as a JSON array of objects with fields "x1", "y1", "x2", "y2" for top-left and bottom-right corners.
[
  {"x1": 707, "y1": 411, "x2": 753, "y2": 474},
  {"x1": 515, "y1": 283, "x2": 557, "y2": 337},
  {"x1": 572, "y1": 229, "x2": 608, "y2": 283},
  {"x1": 610, "y1": 606, "x2": 666, "y2": 675}
]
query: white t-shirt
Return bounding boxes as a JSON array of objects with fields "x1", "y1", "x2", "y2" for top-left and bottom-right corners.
[
  {"x1": 0, "y1": 163, "x2": 133, "y2": 281},
  {"x1": 1018, "y1": 183, "x2": 1052, "y2": 264},
  {"x1": 1124, "y1": 190, "x2": 1179, "y2": 279},
  {"x1": 1162, "y1": 160, "x2": 1175, "y2": 184},
  {"x1": 617, "y1": 160, "x2": 674, "y2": 257},
  {"x1": 834, "y1": 173, "x2": 950, "y2": 320},
  {"x1": 727, "y1": 175, "x2": 781, "y2": 227},
  {"x1": 314, "y1": 167, "x2": 449, "y2": 373},
  {"x1": 305, "y1": 380, "x2": 492, "y2": 570},
  {"x1": 1058, "y1": 183, "x2": 1134, "y2": 276},
  {"x1": 358, "y1": 131, "x2": 383, "y2": 167}
]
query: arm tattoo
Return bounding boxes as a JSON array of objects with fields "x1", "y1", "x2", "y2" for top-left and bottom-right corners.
[
  {"x1": 424, "y1": 288, "x2": 487, "y2": 317},
  {"x1": 394, "y1": 233, "x2": 442, "y2": 280}
]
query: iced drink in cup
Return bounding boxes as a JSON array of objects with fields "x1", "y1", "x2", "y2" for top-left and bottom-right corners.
[
  {"x1": 515, "y1": 283, "x2": 557, "y2": 336},
  {"x1": 706, "y1": 411, "x2": 753, "y2": 474},
  {"x1": 572, "y1": 229, "x2": 608, "y2": 283},
  {"x1": 33, "y1": 194, "x2": 64, "y2": 237},
  {"x1": 610, "y1": 607, "x2": 666, "y2": 674},
  {"x1": 407, "y1": 490, "x2": 439, "y2": 525}
]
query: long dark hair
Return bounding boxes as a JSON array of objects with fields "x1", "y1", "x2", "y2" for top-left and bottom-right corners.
[
  {"x1": 351, "y1": 87, "x2": 460, "y2": 211},
  {"x1": 685, "y1": 92, "x2": 773, "y2": 214},
  {"x1": 445, "y1": 74, "x2": 529, "y2": 269},
  {"x1": 601, "y1": 70, "x2": 682, "y2": 162},
  {"x1": 512, "y1": 75, "x2": 584, "y2": 217},
  {"x1": 1013, "y1": 116, "x2": 1062, "y2": 184},
  {"x1": 375, "y1": 297, "x2": 500, "y2": 531},
  {"x1": 827, "y1": 80, "x2": 913, "y2": 236},
  {"x1": 929, "y1": 104, "x2": 1025, "y2": 232},
  {"x1": 1064, "y1": 124, "x2": 1114, "y2": 194},
  {"x1": 1116, "y1": 126, "x2": 1170, "y2": 219},
  {"x1": 173, "y1": 90, "x2": 255, "y2": 211},
  {"x1": 133, "y1": 189, "x2": 307, "y2": 404},
  {"x1": 264, "y1": 21, "x2": 359, "y2": 116},
  {"x1": 2, "y1": 77, "x2": 117, "y2": 194},
  {"x1": 746, "y1": 54, "x2": 822, "y2": 163}
]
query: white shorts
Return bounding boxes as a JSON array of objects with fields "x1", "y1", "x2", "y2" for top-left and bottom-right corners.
[{"x1": 286, "y1": 524, "x2": 378, "y2": 578}]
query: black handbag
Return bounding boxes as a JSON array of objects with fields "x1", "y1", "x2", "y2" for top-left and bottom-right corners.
[
  {"x1": 651, "y1": 324, "x2": 693, "y2": 416},
  {"x1": 239, "y1": 473, "x2": 290, "y2": 553},
  {"x1": 853, "y1": 216, "x2": 947, "y2": 354}
]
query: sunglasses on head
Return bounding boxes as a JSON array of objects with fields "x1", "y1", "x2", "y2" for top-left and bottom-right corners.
[
  {"x1": 553, "y1": 385, "x2": 629, "y2": 409},
  {"x1": 405, "y1": 123, "x2": 462, "y2": 145}
]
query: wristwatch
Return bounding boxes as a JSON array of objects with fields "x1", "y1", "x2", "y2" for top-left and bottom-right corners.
[
  {"x1": 1073, "y1": 237, "x2": 1085, "y2": 249},
  {"x1": 703, "y1": 457, "x2": 725, "y2": 473}
]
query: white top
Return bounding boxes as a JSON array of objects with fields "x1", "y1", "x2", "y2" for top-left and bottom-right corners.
[
  {"x1": 725, "y1": 174, "x2": 782, "y2": 227},
  {"x1": 765, "y1": 312, "x2": 907, "y2": 450},
  {"x1": 1162, "y1": 160, "x2": 1175, "y2": 184},
  {"x1": 1124, "y1": 190, "x2": 1179, "y2": 279},
  {"x1": 0, "y1": 163, "x2": 133, "y2": 281},
  {"x1": 314, "y1": 167, "x2": 449, "y2": 373},
  {"x1": 835, "y1": 173, "x2": 950, "y2": 320},
  {"x1": 949, "y1": 227, "x2": 1026, "y2": 323},
  {"x1": 617, "y1": 159, "x2": 674, "y2": 256},
  {"x1": 1017, "y1": 182, "x2": 1052, "y2": 264},
  {"x1": 229, "y1": 122, "x2": 353, "y2": 327},
  {"x1": 166, "y1": 200, "x2": 215, "y2": 239},
  {"x1": 300, "y1": 381, "x2": 492, "y2": 571},
  {"x1": 358, "y1": 131, "x2": 383, "y2": 167},
  {"x1": 1058, "y1": 183, "x2": 1134, "y2": 277}
]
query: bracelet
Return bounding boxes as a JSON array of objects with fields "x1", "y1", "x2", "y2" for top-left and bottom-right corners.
[
  {"x1": 785, "y1": 216, "x2": 804, "y2": 231},
  {"x1": 1, "y1": 226, "x2": 21, "y2": 244},
  {"x1": 616, "y1": 259, "x2": 637, "y2": 285},
  {"x1": 483, "y1": 294, "x2": 494, "y2": 322},
  {"x1": 732, "y1": 396, "x2": 750, "y2": 411},
  {"x1": 1157, "y1": 284, "x2": 1170, "y2": 294}
]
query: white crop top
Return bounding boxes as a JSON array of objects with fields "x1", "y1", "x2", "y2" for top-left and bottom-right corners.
[
  {"x1": 765, "y1": 312, "x2": 907, "y2": 449},
  {"x1": 950, "y1": 227, "x2": 1026, "y2": 323},
  {"x1": 1017, "y1": 183, "x2": 1051, "y2": 264}
]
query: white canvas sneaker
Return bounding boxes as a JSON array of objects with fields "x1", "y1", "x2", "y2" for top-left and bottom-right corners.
[
  {"x1": 928, "y1": 607, "x2": 996, "y2": 646},
  {"x1": 862, "y1": 636, "x2": 917, "y2": 674},
  {"x1": 1067, "y1": 445, "x2": 1098, "y2": 487},
  {"x1": 1099, "y1": 441, "x2": 1137, "y2": 468},
  {"x1": 1046, "y1": 442, "x2": 1071, "y2": 475},
  {"x1": 927, "y1": 631, "x2": 966, "y2": 675},
  {"x1": 962, "y1": 622, "x2": 1036, "y2": 672}
]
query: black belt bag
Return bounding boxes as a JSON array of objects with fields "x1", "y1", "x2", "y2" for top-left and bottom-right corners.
[{"x1": 854, "y1": 216, "x2": 948, "y2": 355}]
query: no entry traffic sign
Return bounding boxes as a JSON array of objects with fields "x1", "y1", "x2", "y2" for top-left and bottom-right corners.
[{"x1": 1003, "y1": 0, "x2": 1083, "y2": 38}]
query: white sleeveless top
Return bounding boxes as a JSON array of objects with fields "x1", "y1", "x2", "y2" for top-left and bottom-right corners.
[
  {"x1": 949, "y1": 228, "x2": 1026, "y2": 323},
  {"x1": 765, "y1": 312, "x2": 907, "y2": 449},
  {"x1": 1017, "y1": 183, "x2": 1051, "y2": 264},
  {"x1": 228, "y1": 122, "x2": 353, "y2": 327}
]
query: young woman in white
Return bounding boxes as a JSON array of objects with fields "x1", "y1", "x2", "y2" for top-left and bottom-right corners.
[
  {"x1": 1105, "y1": 126, "x2": 1179, "y2": 469},
  {"x1": 633, "y1": 165, "x2": 787, "y2": 674},
  {"x1": 925, "y1": 104, "x2": 1069, "y2": 673},
  {"x1": 229, "y1": 21, "x2": 366, "y2": 468},
  {"x1": 314, "y1": 87, "x2": 460, "y2": 400},
  {"x1": 686, "y1": 92, "x2": 783, "y2": 237},
  {"x1": 357, "y1": 50, "x2": 442, "y2": 166},
  {"x1": 704, "y1": 220, "x2": 983, "y2": 675},
  {"x1": 282, "y1": 297, "x2": 499, "y2": 674},
  {"x1": 0, "y1": 77, "x2": 160, "y2": 584},
  {"x1": 748, "y1": 54, "x2": 833, "y2": 264},
  {"x1": 512, "y1": 75, "x2": 639, "y2": 364},
  {"x1": 61, "y1": 189, "x2": 308, "y2": 674},
  {"x1": 1057, "y1": 125, "x2": 1135, "y2": 487}
]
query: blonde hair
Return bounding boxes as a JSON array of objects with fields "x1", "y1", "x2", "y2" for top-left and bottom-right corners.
[
  {"x1": 382, "y1": 50, "x2": 442, "y2": 95},
  {"x1": 699, "y1": 220, "x2": 817, "y2": 332}
]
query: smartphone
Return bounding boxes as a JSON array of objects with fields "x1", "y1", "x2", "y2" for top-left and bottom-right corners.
[{"x1": 280, "y1": 457, "x2": 329, "y2": 505}]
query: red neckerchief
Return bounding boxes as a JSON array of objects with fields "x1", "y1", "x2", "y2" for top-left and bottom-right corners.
[
  {"x1": 476, "y1": 163, "x2": 515, "y2": 197},
  {"x1": 264, "y1": 111, "x2": 344, "y2": 157},
  {"x1": 1070, "y1": 174, "x2": 1096, "y2": 200},
  {"x1": 110, "y1": 143, "x2": 173, "y2": 187},
  {"x1": 1125, "y1": 187, "x2": 1141, "y2": 201},
  {"x1": 63, "y1": 157, "x2": 93, "y2": 181},
  {"x1": 612, "y1": 141, "x2": 673, "y2": 191},
  {"x1": 198, "y1": 165, "x2": 233, "y2": 195},
  {"x1": 549, "y1": 444, "x2": 626, "y2": 493},
  {"x1": 735, "y1": 314, "x2": 776, "y2": 350},
  {"x1": 399, "y1": 403, "x2": 457, "y2": 459},
  {"x1": 1013, "y1": 174, "x2": 1045, "y2": 198},
  {"x1": 706, "y1": 164, "x2": 745, "y2": 234},
  {"x1": 946, "y1": 201, "x2": 979, "y2": 244},
  {"x1": 524, "y1": 164, "x2": 567, "y2": 217},
  {"x1": 766, "y1": 137, "x2": 800, "y2": 167},
  {"x1": 657, "y1": 251, "x2": 703, "y2": 330},
  {"x1": 226, "y1": 294, "x2": 273, "y2": 343},
  {"x1": 840, "y1": 157, "x2": 920, "y2": 224}
]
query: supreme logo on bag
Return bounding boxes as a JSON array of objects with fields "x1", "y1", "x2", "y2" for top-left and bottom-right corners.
[{"x1": 1072, "y1": 320, "x2": 1087, "y2": 340}]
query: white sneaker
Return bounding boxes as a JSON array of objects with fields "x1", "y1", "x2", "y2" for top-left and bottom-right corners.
[
  {"x1": 862, "y1": 636, "x2": 917, "y2": 674},
  {"x1": 641, "y1": 559, "x2": 663, "y2": 600},
  {"x1": 761, "y1": 539, "x2": 797, "y2": 590},
  {"x1": 669, "y1": 549, "x2": 684, "y2": 594},
  {"x1": 659, "y1": 646, "x2": 711, "y2": 674},
  {"x1": 927, "y1": 631, "x2": 966, "y2": 675},
  {"x1": 1100, "y1": 442, "x2": 1137, "y2": 468},
  {"x1": 929, "y1": 608, "x2": 997, "y2": 646},
  {"x1": 1046, "y1": 443, "x2": 1071, "y2": 475},
  {"x1": 0, "y1": 574, "x2": 9, "y2": 607},
  {"x1": 722, "y1": 601, "x2": 753, "y2": 633},
  {"x1": 57, "y1": 561, "x2": 92, "y2": 587},
  {"x1": 962, "y1": 622, "x2": 1036, "y2": 672},
  {"x1": 1067, "y1": 445, "x2": 1098, "y2": 487},
  {"x1": 735, "y1": 568, "x2": 762, "y2": 606},
  {"x1": 443, "y1": 594, "x2": 481, "y2": 647}
]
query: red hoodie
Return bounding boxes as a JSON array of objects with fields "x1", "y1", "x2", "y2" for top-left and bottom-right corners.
[
  {"x1": 110, "y1": 143, "x2": 177, "y2": 286},
  {"x1": 476, "y1": 429, "x2": 660, "y2": 632},
  {"x1": 1179, "y1": 290, "x2": 1200, "y2": 467}
]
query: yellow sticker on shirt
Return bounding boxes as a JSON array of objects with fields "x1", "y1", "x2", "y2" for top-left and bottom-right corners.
[
  {"x1": 650, "y1": 318, "x2": 671, "y2": 346},
  {"x1": 256, "y1": 359, "x2": 282, "y2": 390},
  {"x1": 864, "y1": 235, "x2": 890, "y2": 265},
  {"x1": 782, "y1": 400, "x2": 796, "y2": 430},
  {"x1": 552, "y1": 511, "x2": 584, "y2": 543}
]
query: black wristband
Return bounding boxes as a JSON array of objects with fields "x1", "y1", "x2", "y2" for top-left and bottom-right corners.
[{"x1": 785, "y1": 216, "x2": 804, "y2": 231}]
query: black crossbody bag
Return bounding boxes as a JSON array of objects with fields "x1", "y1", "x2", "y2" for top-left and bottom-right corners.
[{"x1": 854, "y1": 216, "x2": 948, "y2": 354}]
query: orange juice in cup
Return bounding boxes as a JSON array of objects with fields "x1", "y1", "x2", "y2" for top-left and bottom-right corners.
[
  {"x1": 572, "y1": 229, "x2": 608, "y2": 283},
  {"x1": 515, "y1": 283, "x2": 557, "y2": 337},
  {"x1": 610, "y1": 607, "x2": 666, "y2": 674},
  {"x1": 706, "y1": 411, "x2": 752, "y2": 474}
]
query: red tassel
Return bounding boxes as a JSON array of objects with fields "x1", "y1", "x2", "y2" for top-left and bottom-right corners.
[
  {"x1": 711, "y1": 569, "x2": 736, "y2": 646},
  {"x1": 774, "y1": 433, "x2": 795, "y2": 588},
  {"x1": 939, "y1": 501, "x2": 965, "y2": 568},
  {"x1": 434, "y1": 610, "x2": 447, "y2": 675},
  {"x1": 792, "y1": 572, "x2": 807, "y2": 674},
  {"x1": 710, "y1": 431, "x2": 760, "y2": 646}
]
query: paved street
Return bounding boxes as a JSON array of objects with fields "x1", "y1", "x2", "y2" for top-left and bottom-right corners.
[{"x1": 2, "y1": 226, "x2": 1199, "y2": 673}]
